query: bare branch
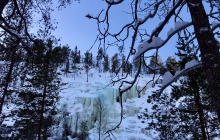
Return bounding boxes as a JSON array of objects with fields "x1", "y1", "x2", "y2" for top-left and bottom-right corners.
[{"x1": 148, "y1": 0, "x2": 185, "y2": 42}]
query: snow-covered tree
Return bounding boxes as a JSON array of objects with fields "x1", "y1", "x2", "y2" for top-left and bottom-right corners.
[
  {"x1": 0, "y1": 37, "x2": 23, "y2": 114},
  {"x1": 19, "y1": 39, "x2": 61, "y2": 140}
]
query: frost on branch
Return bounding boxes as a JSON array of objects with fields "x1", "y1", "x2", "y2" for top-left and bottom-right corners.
[{"x1": 160, "y1": 59, "x2": 202, "y2": 93}]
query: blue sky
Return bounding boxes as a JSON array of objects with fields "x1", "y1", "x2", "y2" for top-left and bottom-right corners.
[
  {"x1": 51, "y1": 1, "x2": 106, "y2": 54},
  {"x1": 51, "y1": 0, "x2": 193, "y2": 62}
]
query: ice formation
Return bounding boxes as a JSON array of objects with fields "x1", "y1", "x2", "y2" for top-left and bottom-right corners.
[{"x1": 52, "y1": 82, "x2": 148, "y2": 139}]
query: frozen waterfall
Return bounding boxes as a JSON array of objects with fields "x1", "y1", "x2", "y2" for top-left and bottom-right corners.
[{"x1": 52, "y1": 82, "x2": 148, "y2": 139}]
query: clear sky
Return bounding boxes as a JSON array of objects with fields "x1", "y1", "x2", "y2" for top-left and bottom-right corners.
[
  {"x1": 51, "y1": 1, "x2": 107, "y2": 55},
  {"x1": 50, "y1": 0, "x2": 193, "y2": 62}
]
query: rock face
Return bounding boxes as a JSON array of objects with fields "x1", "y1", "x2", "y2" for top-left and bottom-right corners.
[{"x1": 52, "y1": 82, "x2": 148, "y2": 139}]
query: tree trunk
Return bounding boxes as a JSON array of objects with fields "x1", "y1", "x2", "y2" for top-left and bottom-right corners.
[
  {"x1": 187, "y1": 0, "x2": 220, "y2": 123},
  {"x1": 86, "y1": 69, "x2": 89, "y2": 82},
  {"x1": 191, "y1": 75, "x2": 207, "y2": 140},
  {"x1": 38, "y1": 62, "x2": 49, "y2": 140},
  {"x1": 0, "y1": 47, "x2": 16, "y2": 114}
]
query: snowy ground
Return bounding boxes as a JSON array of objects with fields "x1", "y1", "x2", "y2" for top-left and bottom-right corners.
[{"x1": 57, "y1": 69, "x2": 162, "y2": 140}]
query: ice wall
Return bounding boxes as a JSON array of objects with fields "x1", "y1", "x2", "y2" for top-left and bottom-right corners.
[{"x1": 53, "y1": 84, "x2": 148, "y2": 139}]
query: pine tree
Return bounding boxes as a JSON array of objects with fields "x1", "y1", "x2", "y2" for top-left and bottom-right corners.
[
  {"x1": 77, "y1": 50, "x2": 81, "y2": 64},
  {"x1": 64, "y1": 59, "x2": 70, "y2": 75},
  {"x1": 133, "y1": 57, "x2": 140, "y2": 74},
  {"x1": 17, "y1": 39, "x2": 61, "y2": 140},
  {"x1": 103, "y1": 54, "x2": 109, "y2": 72},
  {"x1": 96, "y1": 47, "x2": 103, "y2": 72},
  {"x1": 121, "y1": 54, "x2": 127, "y2": 76},
  {"x1": 128, "y1": 63, "x2": 133, "y2": 76},
  {"x1": 52, "y1": 45, "x2": 70, "y2": 67},
  {"x1": 84, "y1": 51, "x2": 93, "y2": 82},
  {"x1": 71, "y1": 46, "x2": 81, "y2": 78},
  {"x1": 111, "y1": 53, "x2": 120, "y2": 75},
  {"x1": 0, "y1": 37, "x2": 22, "y2": 114},
  {"x1": 59, "y1": 45, "x2": 71, "y2": 74}
]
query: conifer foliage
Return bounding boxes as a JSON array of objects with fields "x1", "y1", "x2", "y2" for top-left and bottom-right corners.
[
  {"x1": 111, "y1": 53, "x2": 120, "y2": 75},
  {"x1": 103, "y1": 54, "x2": 109, "y2": 72},
  {"x1": 0, "y1": 39, "x2": 62, "y2": 139},
  {"x1": 139, "y1": 31, "x2": 220, "y2": 139},
  {"x1": 84, "y1": 51, "x2": 93, "y2": 82}
]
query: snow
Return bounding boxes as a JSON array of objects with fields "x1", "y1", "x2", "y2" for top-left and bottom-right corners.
[
  {"x1": 135, "y1": 18, "x2": 142, "y2": 27},
  {"x1": 161, "y1": 59, "x2": 202, "y2": 91},
  {"x1": 2, "y1": 62, "x2": 199, "y2": 139},
  {"x1": 167, "y1": 27, "x2": 174, "y2": 36},
  {"x1": 1, "y1": 118, "x2": 16, "y2": 127},
  {"x1": 185, "y1": 59, "x2": 200, "y2": 69},
  {"x1": 53, "y1": 68, "x2": 156, "y2": 140},
  {"x1": 178, "y1": 102, "x2": 185, "y2": 110},
  {"x1": 162, "y1": 71, "x2": 173, "y2": 87},
  {"x1": 136, "y1": 37, "x2": 164, "y2": 57},
  {"x1": 212, "y1": 21, "x2": 219, "y2": 27},
  {"x1": 136, "y1": 21, "x2": 191, "y2": 58},
  {"x1": 174, "y1": 21, "x2": 190, "y2": 30}
]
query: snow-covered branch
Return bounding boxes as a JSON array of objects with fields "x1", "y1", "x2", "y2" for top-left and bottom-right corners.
[
  {"x1": 147, "y1": 0, "x2": 186, "y2": 40},
  {"x1": 135, "y1": 20, "x2": 220, "y2": 60},
  {"x1": 135, "y1": 21, "x2": 192, "y2": 58},
  {"x1": 159, "y1": 59, "x2": 202, "y2": 93},
  {"x1": 211, "y1": 21, "x2": 220, "y2": 30}
]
